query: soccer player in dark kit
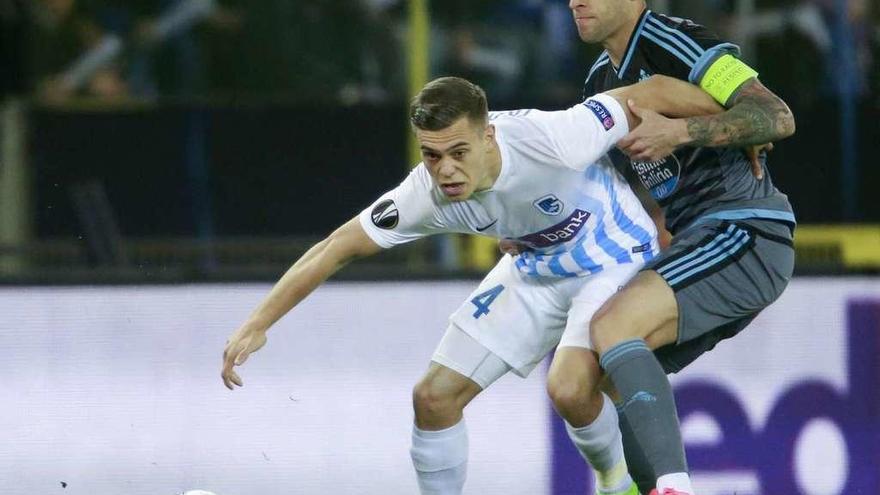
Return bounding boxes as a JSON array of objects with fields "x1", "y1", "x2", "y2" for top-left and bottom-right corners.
[{"x1": 567, "y1": 1, "x2": 797, "y2": 493}]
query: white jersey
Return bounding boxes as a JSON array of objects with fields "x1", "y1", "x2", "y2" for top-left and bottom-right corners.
[{"x1": 359, "y1": 94, "x2": 659, "y2": 278}]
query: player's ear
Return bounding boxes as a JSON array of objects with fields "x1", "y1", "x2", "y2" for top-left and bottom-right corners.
[{"x1": 484, "y1": 123, "x2": 496, "y2": 146}]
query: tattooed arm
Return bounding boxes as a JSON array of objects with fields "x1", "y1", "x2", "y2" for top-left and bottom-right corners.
[
  {"x1": 684, "y1": 79, "x2": 796, "y2": 148},
  {"x1": 617, "y1": 78, "x2": 796, "y2": 167}
]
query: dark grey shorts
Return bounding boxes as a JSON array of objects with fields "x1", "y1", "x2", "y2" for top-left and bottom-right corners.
[{"x1": 643, "y1": 218, "x2": 795, "y2": 373}]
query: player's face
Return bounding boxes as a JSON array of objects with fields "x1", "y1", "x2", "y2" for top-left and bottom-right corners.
[
  {"x1": 569, "y1": 0, "x2": 628, "y2": 43},
  {"x1": 417, "y1": 117, "x2": 497, "y2": 201}
]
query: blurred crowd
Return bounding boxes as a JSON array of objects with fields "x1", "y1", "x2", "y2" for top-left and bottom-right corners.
[
  {"x1": 0, "y1": 0, "x2": 878, "y2": 106},
  {"x1": 0, "y1": 0, "x2": 403, "y2": 103}
]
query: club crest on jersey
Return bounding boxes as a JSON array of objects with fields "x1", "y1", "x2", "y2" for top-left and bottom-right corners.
[
  {"x1": 371, "y1": 199, "x2": 399, "y2": 229},
  {"x1": 533, "y1": 194, "x2": 564, "y2": 216},
  {"x1": 631, "y1": 155, "x2": 682, "y2": 200},
  {"x1": 584, "y1": 99, "x2": 615, "y2": 130}
]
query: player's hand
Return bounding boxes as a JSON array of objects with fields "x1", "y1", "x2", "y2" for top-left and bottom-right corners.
[
  {"x1": 221, "y1": 324, "x2": 268, "y2": 390},
  {"x1": 617, "y1": 99, "x2": 688, "y2": 163},
  {"x1": 744, "y1": 143, "x2": 773, "y2": 180},
  {"x1": 499, "y1": 239, "x2": 529, "y2": 255}
]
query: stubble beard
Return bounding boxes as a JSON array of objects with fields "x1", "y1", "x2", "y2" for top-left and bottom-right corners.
[{"x1": 577, "y1": 22, "x2": 613, "y2": 45}]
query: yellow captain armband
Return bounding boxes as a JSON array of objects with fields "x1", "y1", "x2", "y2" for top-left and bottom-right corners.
[{"x1": 698, "y1": 54, "x2": 759, "y2": 107}]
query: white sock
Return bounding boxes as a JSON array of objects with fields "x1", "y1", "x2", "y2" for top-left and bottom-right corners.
[
  {"x1": 656, "y1": 472, "x2": 694, "y2": 494},
  {"x1": 565, "y1": 393, "x2": 633, "y2": 493},
  {"x1": 410, "y1": 420, "x2": 469, "y2": 495}
]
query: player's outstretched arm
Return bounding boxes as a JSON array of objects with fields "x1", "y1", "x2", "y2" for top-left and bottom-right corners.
[
  {"x1": 221, "y1": 217, "x2": 382, "y2": 390},
  {"x1": 605, "y1": 75, "x2": 724, "y2": 124},
  {"x1": 600, "y1": 76, "x2": 726, "y2": 162}
]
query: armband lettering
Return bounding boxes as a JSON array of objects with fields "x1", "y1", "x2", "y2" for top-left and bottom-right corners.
[{"x1": 698, "y1": 54, "x2": 758, "y2": 107}]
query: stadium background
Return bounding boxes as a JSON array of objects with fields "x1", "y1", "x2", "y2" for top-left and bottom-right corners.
[{"x1": 1, "y1": 0, "x2": 878, "y2": 494}]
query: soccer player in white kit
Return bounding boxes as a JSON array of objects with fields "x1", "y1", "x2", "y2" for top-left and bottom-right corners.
[{"x1": 221, "y1": 75, "x2": 720, "y2": 495}]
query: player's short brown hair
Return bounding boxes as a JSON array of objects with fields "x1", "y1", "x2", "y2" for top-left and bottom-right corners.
[{"x1": 410, "y1": 77, "x2": 488, "y2": 131}]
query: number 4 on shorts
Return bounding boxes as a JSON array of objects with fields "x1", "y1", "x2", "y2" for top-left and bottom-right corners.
[{"x1": 471, "y1": 284, "x2": 505, "y2": 319}]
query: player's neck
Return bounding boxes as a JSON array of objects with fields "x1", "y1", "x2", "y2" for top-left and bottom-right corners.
[{"x1": 603, "y1": 8, "x2": 646, "y2": 67}]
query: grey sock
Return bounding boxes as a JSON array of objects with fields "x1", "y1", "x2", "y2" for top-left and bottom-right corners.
[
  {"x1": 618, "y1": 409, "x2": 656, "y2": 494},
  {"x1": 600, "y1": 339, "x2": 688, "y2": 479}
]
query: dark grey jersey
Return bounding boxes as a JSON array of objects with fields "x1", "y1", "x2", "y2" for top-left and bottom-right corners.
[{"x1": 583, "y1": 10, "x2": 795, "y2": 234}]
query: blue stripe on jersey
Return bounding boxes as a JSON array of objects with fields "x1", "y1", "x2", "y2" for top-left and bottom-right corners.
[
  {"x1": 603, "y1": 170, "x2": 657, "y2": 262},
  {"x1": 593, "y1": 216, "x2": 634, "y2": 264},
  {"x1": 587, "y1": 52, "x2": 610, "y2": 81},
  {"x1": 618, "y1": 11, "x2": 651, "y2": 79},
  {"x1": 688, "y1": 42, "x2": 741, "y2": 83},
  {"x1": 571, "y1": 241, "x2": 603, "y2": 274},
  {"x1": 568, "y1": 183, "x2": 631, "y2": 264},
  {"x1": 641, "y1": 30, "x2": 698, "y2": 67},
  {"x1": 666, "y1": 231, "x2": 752, "y2": 286},
  {"x1": 645, "y1": 16, "x2": 706, "y2": 56},
  {"x1": 642, "y1": 24, "x2": 702, "y2": 65},
  {"x1": 586, "y1": 166, "x2": 657, "y2": 262},
  {"x1": 519, "y1": 251, "x2": 574, "y2": 278},
  {"x1": 613, "y1": 209, "x2": 657, "y2": 262},
  {"x1": 516, "y1": 252, "x2": 538, "y2": 274},
  {"x1": 548, "y1": 253, "x2": 579, "y2": 277},
  {"x1": 657, "y1": 224, "x2": 736, "y2": 276},
  {"x1": 516, "y1": 214, "x2": 606, "y2": 277},
  {"x1": 692, "y1": 208, "x2": 797, "y2": 226},
  {"x1": 534, "y1": 253, "x2": 547, "y2": 275},
  {"x1": 586, "y1": 60, "x2": 609, "y2": 87},
  {"x1": 661, "y1": 228, "x2": 749, "y2": 280},
  {"x1": 584, "y1": 52, "x2": 610, "y2": 98}
]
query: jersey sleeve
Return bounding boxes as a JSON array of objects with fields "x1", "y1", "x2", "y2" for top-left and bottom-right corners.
[
  {"x1": 680, "y1": 24, "x2": 745, "y2": 86},
  {"x1": 357, "y1": 166, "x2": 444, "y2": 248},
  {"x1": 528, "y1": 93, "x2": 629, "y2": 172}
]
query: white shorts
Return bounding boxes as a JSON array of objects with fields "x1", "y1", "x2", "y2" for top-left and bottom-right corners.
[
  {"x1": 437, "y1": 255, "x2": 642, "y2": 379},
  {"x1": 431, "y1": 325, "x2": 512, "y2": 389}
]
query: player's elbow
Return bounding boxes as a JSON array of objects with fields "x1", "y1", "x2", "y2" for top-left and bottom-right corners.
[
  {"x1": 778, "y1": 104, "x2": 796, "y2": 140},
  {"x1": 751, "y1": 88, "x2": 796, "y2": 141}
]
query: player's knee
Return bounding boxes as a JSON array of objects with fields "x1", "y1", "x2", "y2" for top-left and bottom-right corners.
[
  {"x1": 546, "y1": 375, "x2": 588, "y2": 411},
  {"x1": 547, "y1": 373, "x2": 605, "y2": 426},
  {"x1": 412, "y1": 378, "x2": 460, "y2": 420}
]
